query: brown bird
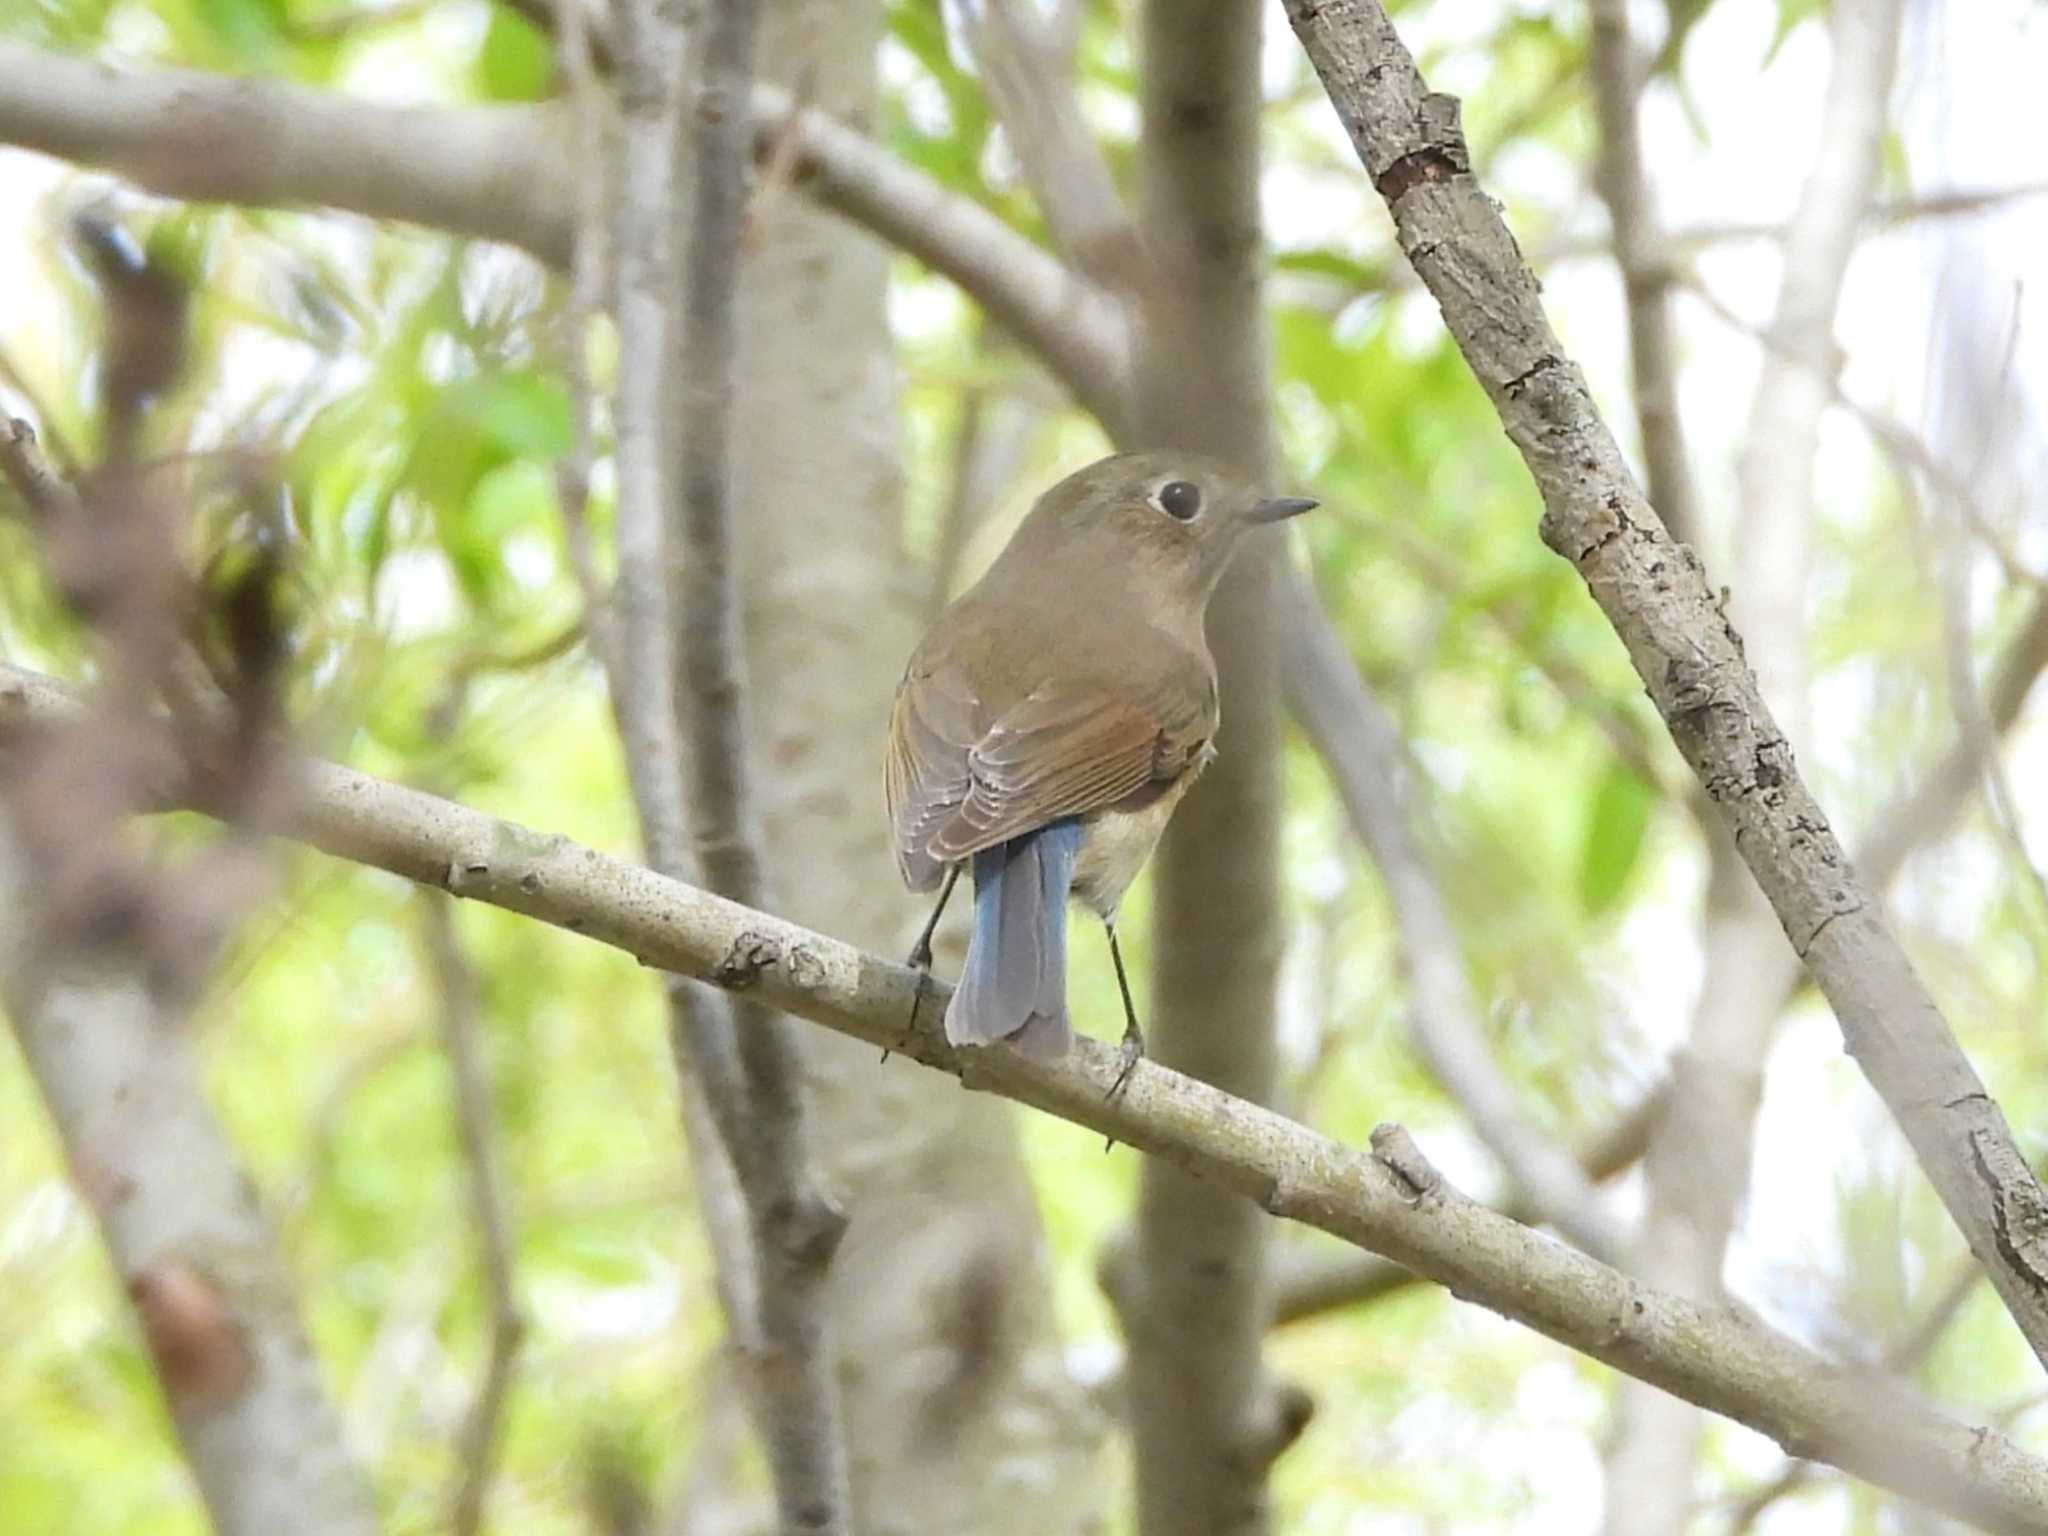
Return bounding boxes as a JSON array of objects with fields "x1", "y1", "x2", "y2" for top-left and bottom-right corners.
[{"x1": 886, "y1": 451, "x2": 1315, "y2": 1087}]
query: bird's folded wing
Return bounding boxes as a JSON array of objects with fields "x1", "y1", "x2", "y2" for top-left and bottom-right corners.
[{"x1": 888, "y1": 663, "x2": 1212, "y2": 883}]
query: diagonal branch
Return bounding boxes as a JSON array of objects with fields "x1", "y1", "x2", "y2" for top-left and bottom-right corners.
[
  {"x1": 1282, "y1": 0, "x2": 2048, "y2": 1377},
  {"x1": 3, "y1": 658, "x2": 2046, "y2": 1533},
  {"x1": 1278, "y1": 577, "x2": 1624, "y2": 1262},
  {"x1": 1268, "y1": 1085, "x2": 1660, "y2": 1324},
  {"x1": 1598, "y1": 1, "x2": 1902, "y2": 1525}
]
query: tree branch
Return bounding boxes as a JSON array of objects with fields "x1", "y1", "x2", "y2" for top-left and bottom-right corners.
[
  {"x1": 1268, "y1": 1084, "x2": 1661, "y2": 1325},
  {"x1": 1122, "y1": 4, "x2": 1301, "y2": 1526},
  {"x1": 2, "y1": 659, "x2": 2045, "y2": 1531},
  {"x1": 1603, "y1": 0, "x2": 1902, "y2": 1521},
  {"x1": 421, "y1": 892, "x2": 526, "y2": 1536},
  {"x1": 1278, "y1": 579, "x2": 1624, "y2": 1262},
  {"x1": 605, "y1": 0, "x2": 762, "y2": 1371},
  {"x1": 0, "y1": 401, "x2": 371, "y2": 1531},
  {"x1": 670, "y1": 0, "x2": 850, "y2": 1523},
  {"x1": 0, "y1": 45, "x2": 1131, "y2": 426},
  {"x1": 0, "y1": 818, "x2": 378, "y2": 1536},
  {"x1": 1586, "y1": 0, "x2": 1698, "y2": 546},
  {"x1": 0, "y1": 43, "x2": 577, "y2": 259},
  {"x1": 1281, "y1": 0, "x2": 2048, "y2": 1376}
]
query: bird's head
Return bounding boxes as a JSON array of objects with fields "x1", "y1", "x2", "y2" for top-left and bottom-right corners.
[{"x1": 1024, "y1": 451, "x2": 1317, "y2": 600}]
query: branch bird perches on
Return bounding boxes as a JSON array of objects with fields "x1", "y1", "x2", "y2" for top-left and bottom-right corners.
[{"x1": 0, "y1": 661, "x2": 2045, "y2": 1533}]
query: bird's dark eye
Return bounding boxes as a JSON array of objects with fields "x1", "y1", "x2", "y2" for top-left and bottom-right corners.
[{"x1": 1154, "y1": 480, "x2": 1202, "y2": 521}]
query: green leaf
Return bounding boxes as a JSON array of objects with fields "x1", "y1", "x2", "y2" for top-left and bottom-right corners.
[
  {"x1": 1578, "y1": 765, "x2": 1653, "y2": 916},
  {"x1": 476, "y1": 10, "x2": 553, "y2": 102}
]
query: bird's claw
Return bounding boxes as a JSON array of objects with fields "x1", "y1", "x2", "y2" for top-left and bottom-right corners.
[
  {"x1": 887, "y1": 957, "x2": 933, "y2": 1065},
  {"x1": 1106, "y1": 1029, "x2": 1143, "y2": 1103}
]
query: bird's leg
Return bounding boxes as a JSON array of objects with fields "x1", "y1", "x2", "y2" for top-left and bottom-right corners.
[
  {"x1": 891, "y1": 863, "x2": 961, "y2": 1062},
  {"x1": 907, "y1": 863, "x2": 961, "y2": 971},
  {"x1": 1104, "y1": 918, "x2": 1144, "y2": 1101}
]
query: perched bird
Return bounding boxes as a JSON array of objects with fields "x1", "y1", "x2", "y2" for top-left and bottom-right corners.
[{"x1": 886, "y1": 451, "x2": 1315, "y2": 1087}]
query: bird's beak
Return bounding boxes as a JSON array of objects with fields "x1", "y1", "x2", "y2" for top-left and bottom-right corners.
[{"x1": 1250, "y1": 495, "x2": 1319, "y2": 524}]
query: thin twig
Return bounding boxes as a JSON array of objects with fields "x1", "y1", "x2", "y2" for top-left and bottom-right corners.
[
  {"x1": 1267, "y1": 1083, "x2": 1663, "y2": 1325},
  {"x1": 1280, "y1": 586, "x2": 1624, "y2": 1261},
  {"x1": 607, "y1": 0, "x2": 760, "y2": 1359},
  {"x1": 958, "y1": 0, "x2": 1141, "y2": 292},
  {"x1": 1685, "y1": 280, "x2": 2047, "y2": 590},
  {"x1": 421, "y1": 891, "x2": 526, "y2": 1536},
  {"x1": 553, "y1": 0, "x2": 617, "y2": 676},
  {"x1": 1586, "y1": 0, "x2": 1698, "y2": 544},
  {"x1": 670, "y1": 0, "x2": 850, "y2": 1523}
]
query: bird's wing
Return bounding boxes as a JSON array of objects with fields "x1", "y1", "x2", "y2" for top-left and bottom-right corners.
[
  {"x1": 888, "y1": 659, "x2": 1214, "y2": 883},
  {"x1": 887, "y1": 660, "x2": 981, "y2": 890}
]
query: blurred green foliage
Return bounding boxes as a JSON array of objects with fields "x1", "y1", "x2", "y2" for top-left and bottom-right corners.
[{"x1": 2, "y1": 0, "x2": 2044, "y2": 1532}]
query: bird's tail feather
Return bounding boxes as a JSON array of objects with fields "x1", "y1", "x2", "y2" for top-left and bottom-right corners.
[{"x1": 946, "y1": 820, "x2": 1080, "y2": 1059}]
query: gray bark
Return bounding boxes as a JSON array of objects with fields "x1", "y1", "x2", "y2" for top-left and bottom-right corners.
[
  {"x1": 671, "y1": 0, "x2": 852, "y2": 1525},
  {"x1": 732, "y1": 5, "x2": 1106, "y2": 1531},
  {"x1": 0, "y1": 817, "x2": 377, "y2": 1536},
  {"x1": 1123, "y1": 4, "x2": 1299, "y2": 1533},
  {"x1": 1282, "y1": 0, "x2": 2048, "y2": 1377},
  {"x1": 9, "y1": 654, "x2": 2048, "y2": 1531},
  {"x1": 1604, "y1": 3, "x2": 1902, "y2": 1524}
]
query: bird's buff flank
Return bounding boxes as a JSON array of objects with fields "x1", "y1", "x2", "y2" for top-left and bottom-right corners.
[{"x1": 885, "y1": 451, "x2": 1315, "y2": 1091}]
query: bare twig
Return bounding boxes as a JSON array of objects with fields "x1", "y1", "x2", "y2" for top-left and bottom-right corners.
[
  {"x1": 1684, "y1": 278, "x2": 2046, "y2": 591},
  {"x1": 958, "y1": 0, "x2": 1140, "y2": 291},
  {"x1": 1268, "y1": 1083, "x2": 1662, "y2": 1325},
  {"x1": 1282, "y1": 0, "x2": 2048, "y2": 1372},
  {"x1": 552, "y1": 0, "x2": 616, "y2": 675},
  {"x1": 1586, "y1": 0, "x2": 1698, "y2": 546},
  {"x1": 1725, "y1": 1260, "x2": 1985, "y2": 1534},
  {"x1": 606, "y1": 0, "x2": 760, "y2": 1360},
  {"x1": 1280, "y1": 585, "x2": 1625, "y2": 1261},
  {"x1": 670, "y1": 0, "x2": 850, "y2": 1525},
  {"x1": 421, "y1": 892, "x2": 526, "y2": 1536},
  {"x1": 1602, "y1": 1, "x2": 1903, "y2": 1523},
  {"x1": 746, "y1": 80, "x2": 1132, "y2": 430}
]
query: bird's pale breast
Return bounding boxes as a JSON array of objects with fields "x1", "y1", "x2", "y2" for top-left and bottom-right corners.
[{"x1": 1071, "y1": 774, "x2": 1198, "y2": 920}]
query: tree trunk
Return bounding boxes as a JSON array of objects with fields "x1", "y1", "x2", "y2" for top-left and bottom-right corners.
[
  {"x1": 730, "y1": 4, "x2": 1105, "y2": 1530},
  {"x1": 1122, "y1": 5, "x2": 1299, "y2": 1533}
]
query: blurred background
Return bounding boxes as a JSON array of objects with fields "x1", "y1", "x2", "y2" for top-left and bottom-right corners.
[{"x1": 0, "y1": 0, "x2": 2045, "y2": 1532}]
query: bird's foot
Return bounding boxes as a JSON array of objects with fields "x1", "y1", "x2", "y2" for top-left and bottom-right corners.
[
  {"x1": 1106, "y1": 1019, "x2": 1145, "y2": 1102},
  {"x1": 1101, "y1": 1024, "x2": 1144, "y2": 1151},
  {"x1": 886, "y1": 956, "x2": 933, "y2": 1065}
]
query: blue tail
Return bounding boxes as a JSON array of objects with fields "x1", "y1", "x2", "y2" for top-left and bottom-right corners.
[{"x1": 945, "y1": 820, "x2": 1083, "y2": 1060}]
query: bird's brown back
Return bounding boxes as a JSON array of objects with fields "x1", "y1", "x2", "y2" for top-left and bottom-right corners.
[{"x1": 887, "y1": 518, "x2": 1219, "y2": 889}]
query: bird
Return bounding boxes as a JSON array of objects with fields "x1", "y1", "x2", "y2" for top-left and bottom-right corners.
[{"x1": 885, "y1": 450, "x2": 1316, "y2": 1091}]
